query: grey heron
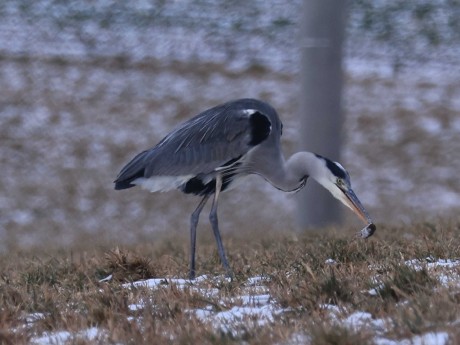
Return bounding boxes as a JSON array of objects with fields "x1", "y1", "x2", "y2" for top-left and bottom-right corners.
[{"x1": 114, "y1": 98, "x2": 375, "y2": 279}]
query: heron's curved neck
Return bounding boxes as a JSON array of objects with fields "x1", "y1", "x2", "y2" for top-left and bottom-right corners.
[{"x1": 268, "y1": 151, "x2": 324, "y2": 192}]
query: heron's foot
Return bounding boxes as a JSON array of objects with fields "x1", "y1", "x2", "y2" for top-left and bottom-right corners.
[
  {"x1": 188, "y1": 268, "x2": 233, "y2": 281},
  {"x1": 189, "y1": 265, "x2": 202, "y2": 280},
  {"x1": 224, "y1": 268, "x2": 234, "y2": 281}
]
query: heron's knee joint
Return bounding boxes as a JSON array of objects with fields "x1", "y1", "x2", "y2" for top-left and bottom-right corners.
[
  {"x1": 191, "y1": 212, "x2": 199, "y2": 225},
  {"x1": 209, "y1": 211, "x2": 218, "y2": 223}
]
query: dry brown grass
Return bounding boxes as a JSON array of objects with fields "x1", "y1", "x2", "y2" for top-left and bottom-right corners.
[{"x1": 0, "y1": 220, "x2": 459, "y2": 344}]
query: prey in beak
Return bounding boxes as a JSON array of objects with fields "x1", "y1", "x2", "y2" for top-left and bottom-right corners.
[
  {"x1": 314, "y1": 156, "x2": 376, "y2": 238},
  {"x1": 336, "y1": 182, "x2": 376, "y2": 238}
]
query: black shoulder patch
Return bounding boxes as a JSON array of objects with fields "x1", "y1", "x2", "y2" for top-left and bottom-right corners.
[
  {"x1": 249, "y1": 112, "x2": 271, "y2": 146},
  {"x1": 182, "y1": 177, "x2": 210, "y2": 195},
  {"x1": 181, "y1": 170, "x2": 239, "y2": 196}
]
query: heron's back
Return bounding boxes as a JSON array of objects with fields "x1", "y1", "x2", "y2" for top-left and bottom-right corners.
[{"x1": 114, "y1": 98, "x2": 283, "y2": 194}]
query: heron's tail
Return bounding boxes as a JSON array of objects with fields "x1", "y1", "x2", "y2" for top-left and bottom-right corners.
[{"x1": 114, "y1": 150, "x2": 149, "y2": 190}]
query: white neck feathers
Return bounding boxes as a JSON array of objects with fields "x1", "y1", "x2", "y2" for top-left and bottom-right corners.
[{"x1": 266, "y1": 152, "x2": 328, "y2": 192}]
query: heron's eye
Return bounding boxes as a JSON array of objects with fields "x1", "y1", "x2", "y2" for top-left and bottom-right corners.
[{"x1": 336, "y1": 178, "x2": 345, "y2": 187}]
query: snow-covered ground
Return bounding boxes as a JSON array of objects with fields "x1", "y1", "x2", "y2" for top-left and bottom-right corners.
[{"x1": 27, "y1": 258, "x2": 460, "y2": 345}]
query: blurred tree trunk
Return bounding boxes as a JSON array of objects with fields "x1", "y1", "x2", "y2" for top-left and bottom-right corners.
[{"x1": 297, "y1": 0, "x2": 347, "y2": 228}]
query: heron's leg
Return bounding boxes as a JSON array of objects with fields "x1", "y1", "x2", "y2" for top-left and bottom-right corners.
[
  {"x1": 209, "y1": 174, "x2": 232, "y2": 277},
  {"x1": 189, "y1": 194, "x2": 209, "y2": 280}
]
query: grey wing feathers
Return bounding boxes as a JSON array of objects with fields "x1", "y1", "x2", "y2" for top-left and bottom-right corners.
[
  {"x1": 114, "y1": 149, "x2": 151, "y2": 189},
  {"x1": 115, "y1": 98, "x2": 277, "y2": 187},
  {"x1": 144, "y1": 102, "x2": 260, "y2": 176},
  {"x1": 116, "y1": 150, "x2": 149, "y2": 180}
]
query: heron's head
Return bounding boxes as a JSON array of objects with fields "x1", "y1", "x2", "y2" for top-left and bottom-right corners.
[{"x1": 312, "y1": 154, "x2": 372, "y2": 224}]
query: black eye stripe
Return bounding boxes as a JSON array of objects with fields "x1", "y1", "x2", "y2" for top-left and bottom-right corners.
[
  {"x1": 327, "y1": 161, "x2": 347, "y2": 179},
  {"x1": 315, "y1": 154, "x2": 348, "y2": 179}
]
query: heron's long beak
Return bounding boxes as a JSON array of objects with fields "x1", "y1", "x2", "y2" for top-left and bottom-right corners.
[{"x1": 339, "y1": 187, "x2": 372, "y2": 224}]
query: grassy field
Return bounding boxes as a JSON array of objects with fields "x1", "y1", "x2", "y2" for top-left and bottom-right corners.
[
  {"x1": 1, "y1": 220, "x2": 459, "y2": 344},
  {"x1": 1, "y1": 28, "x2": 459, "y2": 345},
  {"x1": 1, "y1": 56, "x2": 460, "y2": 254},
  {"x1": 2, "y1": 3, "x2": 460, "y2": 344}
]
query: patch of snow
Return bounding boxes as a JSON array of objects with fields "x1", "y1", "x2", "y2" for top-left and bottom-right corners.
[
  {"x1": 426, "y1": 258, "x2": 460, "y2": 287},
  {"x1": 239, "y1": 294, "x2": 271, "y2": 306},
  {"x1": 325, "y1": 258, "x2": 337, "y2": 265},
  {"x1": 123, "y1": 275, "x2": 286, "y2": 335},
  {"x1": 375, "y1": 331, "x2": 449, "y2": 345},
  {"x1": 28, "y1": 271, "x2": 457, "y2": 343},
  {"x1": 123, "y1": 277, "x2": 179, "y2": 289},
  {"x1": 210, "y1": 304, "x2": 276, "y2": 324},
  {"x1": 23, "y1": 313, "x2": 46, "y2": 324},
  {"x1": 452, "y1": 118, "x2": 460, "y2": 131},
  {"x1": 122, "y1": 274, "x2": 229, "y2": 290},
  {"x1": 11, "y1": 210, "x2": 34, "y2": 226},
  {"x1": 98, "y1": 274, "x2": 112, "y2": 282},
  {"x1": 367, "y1": 258, "x2": 460, "y2": 294},
  {"x1": 282, "y1": 332, "x2": 312, "y2": 345},
  {"x1": 30, "y1": 327, "x2": 105, "y2": 345},
  {"x1": 418, "y1": 117, "x2": 443, "y2": 135},
  {"x1": 345, "y1": 58, "x2": 394, "y2": 79},
  {"x1": 344, "y1": 311, "x2": 387, "y2": 334},
  {"x1": 128, "y1": 303, "x2": 146, "y2": 312},
  {"x1": 405, "y1": 258, "x2": 460, "y2": 271},
  {"x1": 191, "y1": 299, "x2": 286, "y2": 336},
  {"x1": 319, "y1": 303, "x2": 343, "y2": 314},
  {"x1": 246, "y1": 275, "x2": 269, "y2": 285},
  {"x1": 367, "y1": 283, "x2": 385, "y2": 296},
  {"x1": 409, "y1": 187, "x2": 460, "y2": 211},
  {"x1": 122, "y1": 275, "x2": 239, "y2": 302},
  {"x1": 339, "y1": 311, "x2": 450, "y2": 345},
  {"x1": 31, "y1": 331, "x2": 72, "y2": 345}
]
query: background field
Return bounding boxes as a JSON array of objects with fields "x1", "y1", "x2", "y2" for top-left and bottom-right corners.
[
  {"x1": 1, "y1": 221, "x2": 460, "y2": 344},
  {"x1": 0, "y1": 1, "x2": 460, "y2": 343}
]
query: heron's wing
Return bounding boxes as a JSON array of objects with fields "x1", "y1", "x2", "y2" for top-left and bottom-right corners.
[
  {"x1": 143, "y1": 102, "x2": 273, "y2": 177},
  {"x1": 114, "y1": 99, "x2": 279, "y2": 189}
]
